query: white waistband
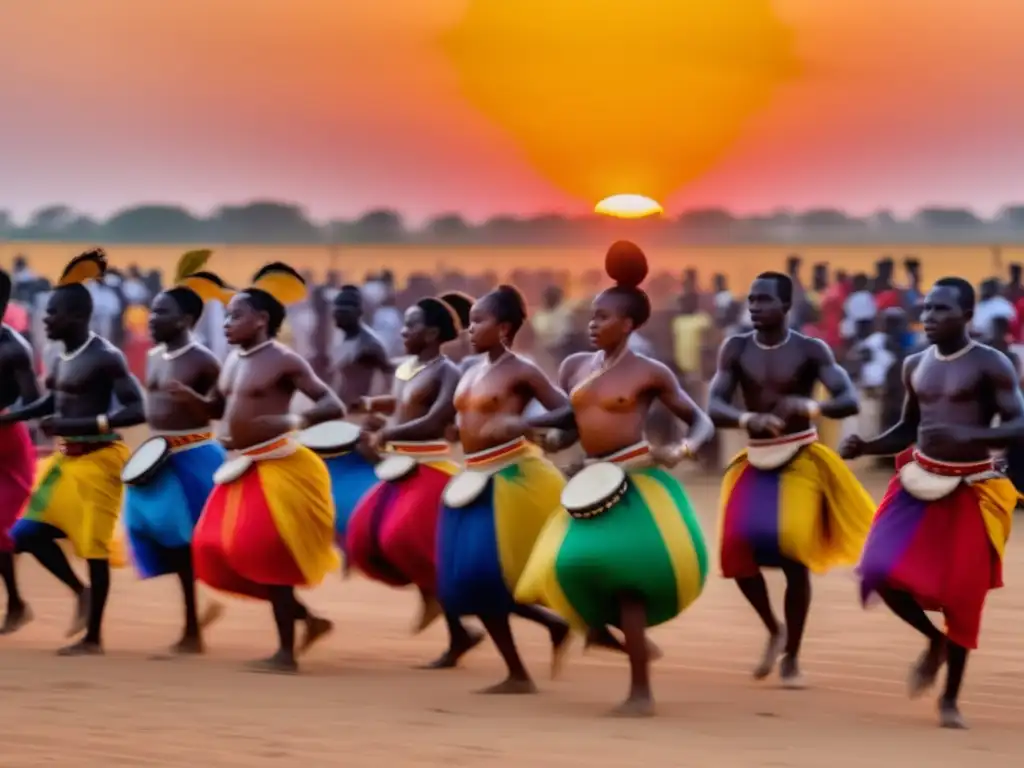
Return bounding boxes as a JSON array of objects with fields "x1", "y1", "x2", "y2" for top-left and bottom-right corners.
[{"x1": 585, "y1": 440, "x2": 653, "y2": 470}]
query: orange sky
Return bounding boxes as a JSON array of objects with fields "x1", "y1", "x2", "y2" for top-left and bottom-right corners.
[{"x1": 3, "y1": 0, "x2": 1023, "y2": 221}]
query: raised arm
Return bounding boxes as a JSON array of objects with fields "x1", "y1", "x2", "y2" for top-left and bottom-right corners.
[
  {"x1": 706, "y1": 335, "x2": 747, "y2": 428},
  {"x1": 808, "y1": 338, "x2": 860, "y2": 420},
  {"x1": 378, "y1": 365, "x2": 459, "y2": 444},
  {"x1": 649, "y1": 360, "x2": 714, "y2": 454},
  {"x1": 288, "y1": 353, "x2": 345, "y2": 428},
  {"x1": 845, "y1": 355, "x2": 921, "y2": 457}
]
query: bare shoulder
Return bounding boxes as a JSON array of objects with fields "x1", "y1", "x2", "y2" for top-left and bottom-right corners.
[
  {"x1": 0, "y1": 327, "x2": 33, "y2": 365},
  {"x1": 190, "y1": 344, "x2": 222, "y2": 371},
  {"x1": 275, "y1": 342, "x2": 312, "y2": 370},
  {"x1": 559, "y1": 351, "x2": 592, "y2": 377},
  {"x1": 902, "y1": 349, "x2": 928, "y2": 379},
  {"x1": 439, "y1": 357, "x2": 462, "y2": 379},
  {"x1": 974, "y1": 343, "x2": 1018, "y2": 378},
  {"x1": 512, "y1": 353, "x2": 549, "y2": 379},
  {"x1": 95, "y1": 337, "x2": 130, "y2": 371},
  {"x1": 793, "y1": 332, "x2": 836, "y2": 362},
  {"x1": 634, "y1": 353, "x2": 677, "y2": 384},
  {"x1": 718, "y1": 333, "x2": 750, "y2": 363}
]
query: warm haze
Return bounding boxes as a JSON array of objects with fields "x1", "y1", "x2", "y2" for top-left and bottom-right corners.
[{"x1": 2, "y1": 0, "x2": 1024, "y2": 222}]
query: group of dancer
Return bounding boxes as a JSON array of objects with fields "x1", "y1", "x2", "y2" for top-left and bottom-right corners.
[{"x1": 0, "y1": 243, "x2": 1016, "y2": 730}]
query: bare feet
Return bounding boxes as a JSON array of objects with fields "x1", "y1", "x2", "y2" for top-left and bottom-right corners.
[
  {"x1": 149, "y1": 635, "x2": 205, "y2": 660},
  {"x1": 413, "y1": 595, "x2": 443, "y2": 634},
  {"x1": 298, "y1": 616, "x2": 334, "y2": 655},
  {"x1": 779, "y1": 654, "x2": 806, "y2": 689},
  {"x1": 908, "y1": 640, "x2": 946, "y2": 699},
  {"x1": 245, "y1": 652, "x2": 298, "y2": 674},
  {"x1": 57, "y1": 638, "x2": 103, "y2": 656},
  {"x1": 0, "y1": 602, "x2": 33, "y2": 635},
  {"x1": 609, "y1": 693, "x2": 655, "y2": 718},
  {"x1": 66, "y1": 588, "x2": 91, "y2": 638},
  {"x1": 753, "y1": 627, "x2": 786, "y2": 680},
  {"x1": 419, "y1": 629, "x2": 484, "y2": 669},
  {"x1": 476, "y1": 677, "x2": 537, "y2": 695},
  {"x1": 939, "y1": 699, "x2": 968, "y2": 729},
  {"x1": 198, "y1": 601, "x2": 225, "y2": 630},
  {"x1": 550, "y1": 624, "x2": 572, "y2": 679}
]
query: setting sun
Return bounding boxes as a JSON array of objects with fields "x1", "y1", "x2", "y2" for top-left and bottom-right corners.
[{"x1": 594, "y1": 194, "x2": 664, "y2": 219}]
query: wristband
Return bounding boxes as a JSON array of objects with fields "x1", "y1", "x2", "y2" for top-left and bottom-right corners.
[
  {"x1": 678, "y1": 441, "x2": 695, "y2": 460},
  {"x1": 738, "y1": 412, "x2": 754, "y2": 429},
  {"x1": 96, "y1": 414, "x2": 110, "y2": 434},
  {"x1": 286, "y1": 414, "x2": 306, "y2": 432},
  {"x1": 804, "y1": 400, "x2": 821, "y2": 419}
]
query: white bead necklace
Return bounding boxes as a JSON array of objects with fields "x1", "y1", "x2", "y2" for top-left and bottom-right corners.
[{"x1": 60, "y1": 332, "x2": 97, "y2": 362}]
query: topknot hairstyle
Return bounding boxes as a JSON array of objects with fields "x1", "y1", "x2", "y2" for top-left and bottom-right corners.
[{"x1": 601, "y1": 240, "x2": 651, "y2": 328}]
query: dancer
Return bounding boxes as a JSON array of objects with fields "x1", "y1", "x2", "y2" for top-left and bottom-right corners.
[
  {"x1": 516, "y1": 241, "x2": 713, "y2": 716},
  {"x1": 707, "y1": 271, "x2": 874, "y2": 687},
  {"x1": 177, "y1": 263, "x2": 343, "y2": 673},
  {"x1": 3, "y1": 249, "x2": 144, "y2": 654},
  {"x1": 348, "y1": 296, "x2": 488, "y2": 665},
  {"x1": 328, "y1": 284, "x2": 392, "y2": 547},
  {"x1": 0, "y1": 268, "x2": 39, "y2": 634},
  {"x1": 842, "y1": 277, "x2": 1020, "y2": 729},
  {"x1": 437, "y1": 285, "x2": 571, "y2": 693},
  {"x1": 122, "y1": 251, "x2": 232, "y2": 654},
  {"x1": 439, "y1": 291, "x2": 480, "y2": 372}
]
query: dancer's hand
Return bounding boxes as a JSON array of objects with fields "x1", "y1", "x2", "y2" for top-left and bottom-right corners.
[
  {"x1": 164, "y1": 380, "x2": 204, "y2": 404},
  {"x1": 744, "y1": 413, "x2": 785, "y2": 437},
  {"x1": 361, "y1": 413, "x2": 386, "y2": 432},
  {"x1": 774, "y1": 397, "x2": 819, "y2": 422},
  {"x1": 652, "y1": 441, "x2": 695, "y2": 468},
  {"x1": 480, "y1": 415, "x2": 526, "y2": 444},
  {"x1": 366, "y1": 429, "x2": 387, "y2": 452},
  {"x1": 838, "y1": 434, "x2": 866, "y2": 460}
]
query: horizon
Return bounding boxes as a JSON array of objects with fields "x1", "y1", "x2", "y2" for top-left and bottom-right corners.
[{"x1": 4, "y1": 1, "x2": 1024, "y2": 222}]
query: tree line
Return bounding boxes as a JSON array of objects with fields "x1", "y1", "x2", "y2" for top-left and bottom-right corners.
[{"x1": 4, "y1": 202, "x2": 1024, "y2": 245}]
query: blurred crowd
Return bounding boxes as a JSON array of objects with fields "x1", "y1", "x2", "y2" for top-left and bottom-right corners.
[{"x1": 6, "y1": 251, "x2": 1024, "y2": 471}]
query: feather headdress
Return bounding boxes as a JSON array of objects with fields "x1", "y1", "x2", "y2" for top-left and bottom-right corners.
[
  {"x1": 57, "y1": 248, "x2": 108, "y2": 287},
  {"x1": 171, "y1": 249, "x2": 234, "y2": 305},
  {"x1": 246, "y1": 262, "x2": 307, "y2": 306}
]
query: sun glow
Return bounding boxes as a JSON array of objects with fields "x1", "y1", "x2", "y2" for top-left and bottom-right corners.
[{"x1": 594, "y1": 194, "x2": 664, "y2": 219}]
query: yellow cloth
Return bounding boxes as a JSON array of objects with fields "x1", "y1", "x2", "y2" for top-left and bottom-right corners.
[
  {"x1": 672, "y1": 312, "x2": 711, "y2": 373},
  {"x1": 24, "y1": 443, "x2": 131, "y2": 561},
  {"x1": 812, "y1": 382, "x2": 841, "y2": 450},
  {"x1": 718, "y1": 442, "x2": 875, "y2": 576},
  {"x1": 974, "y1": 477, "x2": 1017, "y2": 560},
  {"x1": 254, "y1": 445, "x2": 339, "y2": 584}
]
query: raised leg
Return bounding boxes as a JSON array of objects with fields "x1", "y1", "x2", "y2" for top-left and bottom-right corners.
[
  {"x1": 876, "y1": 585, "x2": 947, "y2": 698},
  {"x1": 511, "y1": 603, "x2": 571, "y2": 678},
  {"x1": 735, "y1": 573, "x2": 785, "y2": 679},
  {"x1": 0, "y1": 552, "x2": 31, "y2": 634},
  {"x1": 476, "y1": 613, "x2": 536, "y2": 694},
  {"x1": 779, "y1": 559, "x2": 811, "y2": 688},
  {"x1": 609, "y1": 594, "x2": 653, "y2": 717},
  {"x1": 293, "y1": 595, "x2": 333, "y2": 654},
  {"x1": 419, "y1": 611, "x2": 484, "y2": 669}
]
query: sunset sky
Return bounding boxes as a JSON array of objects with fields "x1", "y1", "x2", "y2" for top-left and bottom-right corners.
[{"x1": 3, "y1": 0, "x2": 1023, "y2": 222}]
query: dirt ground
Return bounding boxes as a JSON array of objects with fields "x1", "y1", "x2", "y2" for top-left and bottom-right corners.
[{"x1": 1, "y1": 469, "x2": 1022, "y2": 767}]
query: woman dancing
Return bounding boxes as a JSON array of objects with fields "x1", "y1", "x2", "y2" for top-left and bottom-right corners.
[
  {"x1": 436, "y1": 285, "x2": 571, "y2": 693},
  {"x1": 516, "y1": 241, "x2": 713, "y2": 716}
]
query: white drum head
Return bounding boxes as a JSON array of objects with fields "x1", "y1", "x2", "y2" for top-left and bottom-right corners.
[
  {"x1": 299, "y1": 420, "x2": 361, "y2": 452},
  {"x1": 375, "y1": 455, "x2": 417, "y2": 482},
  {"x1": 443, "y1": 471, "x2": 491, "y2": 509},
  {"x1": 121, "y1": 437, "x2": 170, "y2": 483},
  {"x1": 213, "y1": 456, "x2": 254, "y2": 486},
  {"x1": 561, "y1": 462, "x2": 626, "y2": 511}
]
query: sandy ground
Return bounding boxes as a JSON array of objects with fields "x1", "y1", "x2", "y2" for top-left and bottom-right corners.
[{"x1": 1, "y1": 469, "x2": 1022, "y2": 768}]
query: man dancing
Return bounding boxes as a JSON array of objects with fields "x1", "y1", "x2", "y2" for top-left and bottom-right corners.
[
  {"x1": 124, "y1": 251, "x2": 232, "y2": 654},
  {"x1": 842, "y1": 277, "x2": 1021, "y2": 729},
  {"x1": 0, "y1": 268, "x2": 39, "y2": 633},
  {"x1": 3, "y1": 249, "x2": 145, "y2": 655},
  {"x1": 708, "y1": 271, "x2": 874, "y2": 687},
  {"x1": 177, "y1": 263, "x2": 344, "y2": 673}
]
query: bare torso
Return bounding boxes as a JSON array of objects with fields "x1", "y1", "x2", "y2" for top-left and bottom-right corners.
[
  {"x1": 391, "y1": 360, "x2": 458, "y2": 438},
  {"x1": 454, "y1": 355, "x2": 542, "y2": 455},
  {"x1": 333, "y1": 328, "x2": 389, "y2": 408},
  {"x1": 219, "y1": 344, "x2": 303, "y2": 449},
  {"x1": 145, "y1": 346, "x2": 220, "y2": 432},
  {"x1": 50, "y1": 337, "x2": 126, "y2": 421},
  {"x1": 0, "y1": 327, "x2": 34, "y2": 411}
]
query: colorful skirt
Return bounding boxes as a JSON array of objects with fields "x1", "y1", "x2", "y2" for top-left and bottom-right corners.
[
  {"x1": 123, "y1": 432, "x2": 225, "y2": 578},
  {"x1": 322, "y1": 448, "x2": 380, "y2": 548},
  {"x1": 517, "y1": 444, "x2": 708, "y2": 630},
  {"x1": 346, "y1": 441, "x2": 458, "y2": 591},
  {"x1": 858, "y1": 449, "x2": 1017, "y2": 649},
  {"x1": 12, "y1": 437, "x2": 130, "y2": 561},
  {"x1": 193, "y1": 437, "x2": 339, "y2": 600},
  {"x1": 0, "y1": 422, "x2": 35, "y2": 553},
  {"x1": 437, "y1": 439, "x2": 564, "y2": 616},
  {"x1": 718, "y1": 431, "x2": 874, "y2": 578}
]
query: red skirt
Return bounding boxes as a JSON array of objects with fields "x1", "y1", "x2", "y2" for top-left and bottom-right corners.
[{"x1": 0, "y1": 423, "x2": 35, "y2": 552}]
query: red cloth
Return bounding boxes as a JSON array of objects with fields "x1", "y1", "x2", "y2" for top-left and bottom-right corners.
[
  {"x1": 345, "y1": 463, "x2": 452, "y2": 592},
  {"x1": 0, "y1": 423, "x2": 35, "y2": 552}
]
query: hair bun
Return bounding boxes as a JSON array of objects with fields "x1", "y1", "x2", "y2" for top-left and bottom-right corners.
[
  {"x1": 496, "y1": 284, "x2": 527, "y2": 315},
  {"x1": 605, "y1": 240, "x2": 648, "y2": 289}
]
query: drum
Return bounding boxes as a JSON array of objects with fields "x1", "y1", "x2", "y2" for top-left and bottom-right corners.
[
  {"x1": 213, "y1": 456, "x2": 254, "y2": 486},
  {"x1": 442, "y1": 470, "x2": 491, "y2": 509},
  {"x1": 298, "y1": 420, "x2": 361, "y2": 456},
  {"x1": 375, "y1": 454, "x2": 417, "y2": 482},
  {"x1": 121, "y1": 437, "x2": 171, "y2": 486},
  {"x1": 560, "y1": 462, "x2": 628, "y2": 520}
]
